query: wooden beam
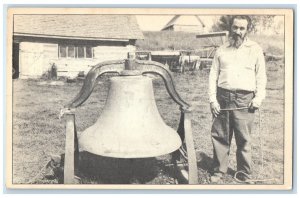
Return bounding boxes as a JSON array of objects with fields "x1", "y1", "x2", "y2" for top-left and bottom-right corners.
[
  {"x1": 64, "y1": 111, "x2": 76, "y2": 184},
  {"x1": 196, "y1": 31, "x2": 228, "y2": 38}
]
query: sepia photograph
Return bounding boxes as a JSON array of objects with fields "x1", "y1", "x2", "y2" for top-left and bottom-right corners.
[{"x1": 5, "y1": 7, "x2": 293, "y2": 190}]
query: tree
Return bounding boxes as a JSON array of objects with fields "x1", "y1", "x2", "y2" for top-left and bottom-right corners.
[
  {"x1": 252, "y1": 15, "x2": 275, "y2": 34},
  {"x1": 212, "y1": 15, "x2": 275, "y2": 34},
  {"x1": 211, "y1": 15, "x2": 232, "y2": 32}
]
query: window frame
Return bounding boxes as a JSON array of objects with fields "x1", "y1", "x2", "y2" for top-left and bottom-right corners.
[{"x1": 58, "y1": 45, "x2": 94, "y2": 59}]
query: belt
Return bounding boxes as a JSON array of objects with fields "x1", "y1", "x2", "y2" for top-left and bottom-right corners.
[{"x1": 217, "y1": 87, "x2": 254, "y2": 95}]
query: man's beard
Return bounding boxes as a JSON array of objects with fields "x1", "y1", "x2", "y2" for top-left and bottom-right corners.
[{"x1": 229, "y1": 33, "x2": 246, "y2": 48}]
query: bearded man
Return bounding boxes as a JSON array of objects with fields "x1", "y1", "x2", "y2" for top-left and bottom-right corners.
[{"x1": 208, "y1": 15, "x2": 267, "y2": 183}]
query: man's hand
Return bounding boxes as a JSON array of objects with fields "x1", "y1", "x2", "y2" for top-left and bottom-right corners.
[
  {"x1": 248, "y1": 100, "x2": 259, "y2": 112},
  {"x1": 210, "y1": 102, "x2": 220, "y2": 118}
]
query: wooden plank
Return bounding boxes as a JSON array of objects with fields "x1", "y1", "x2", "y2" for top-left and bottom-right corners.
[
  {"x1": 150, "y1": 51, "x2": 180, "y2": 56},
  {"x1": 196, "y1": 31, "x2": 228, "y2": 38},
  {"x1": 200, "y1": 58, "x2": 213, "y2": 61},
  {"x1": 184, "y1": 112, "x2": 198, "y2": 184},
  {"x1": 64, "y1": 113, "x2": 75, "y2": 184}
]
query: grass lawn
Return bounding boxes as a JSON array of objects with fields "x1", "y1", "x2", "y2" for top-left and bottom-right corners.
[{"x1": 12, "y1": 60, "x2": 284, "y2": 185}]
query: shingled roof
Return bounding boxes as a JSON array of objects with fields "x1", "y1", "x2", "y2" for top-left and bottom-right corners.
[{"x1": 13, "y1": 15, "x2": 144, "y2": 41}]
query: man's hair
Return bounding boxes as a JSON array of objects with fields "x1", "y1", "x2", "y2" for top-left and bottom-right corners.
[{"x1": 230, "y1": 15, "x2": 252, "y2": 31}]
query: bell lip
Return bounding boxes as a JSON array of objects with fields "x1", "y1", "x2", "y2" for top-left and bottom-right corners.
[{"x1": 79, "y1": 142, "x2": 182, "y2": 159}]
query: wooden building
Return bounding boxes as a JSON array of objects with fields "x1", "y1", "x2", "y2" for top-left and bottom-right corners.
[
  {"x1": 161, "y1": 15, "x2": 206, "y2": 33},
  {"x1": 13, "y1": 15, "x2": 144, "y2": 79}
]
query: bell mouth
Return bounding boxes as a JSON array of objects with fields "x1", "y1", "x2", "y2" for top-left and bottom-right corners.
[{"x1": 78, "y1": 75, "x2": 182, "y2": 158}]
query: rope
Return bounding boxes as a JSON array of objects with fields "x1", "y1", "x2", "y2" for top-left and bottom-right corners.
[
  {"x1": 211, "y1": 106, "x2": 249, "y2": 123},
  {"x1": 233, "y1": 171, "x2": 276, "y2": 184},
  {"x1": 258, "y1": 109, "x2": 264, "y2": 176},
  {"x1": 220, "y1": 107, "x2": 249, "y2": 111},
  {"x1": 212, "y1": 107, "x2": 276, "y2": 184},
  {"x1": 26, "y1": 160, "x2": 52, "y2": 184}
]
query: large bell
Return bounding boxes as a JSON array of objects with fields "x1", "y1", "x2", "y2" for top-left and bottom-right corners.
[{"x1": 79, "y1": 75, "x2": 182, "y2": 158}]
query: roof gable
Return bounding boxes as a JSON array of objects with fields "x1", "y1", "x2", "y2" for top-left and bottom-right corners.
[
  {"x1": 14, "y1": 15, "x2": 144, "y2": 40},
  {"x1": 162, "y1": 15, "x2": 205, "y2": 30}
]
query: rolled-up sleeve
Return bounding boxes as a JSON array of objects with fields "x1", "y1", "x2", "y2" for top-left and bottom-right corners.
[
  {"x1": 208, "y1": 50, "x2": 220, "y2": 104},
  {"x1": 253, "y1": 46, "x2": 267, "y2": 106}
]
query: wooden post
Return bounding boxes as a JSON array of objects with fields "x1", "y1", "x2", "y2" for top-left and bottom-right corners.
[
  {"x1": 184, "y1": 111, "x2": 198, "y2": 184},
  {"x1": 64, "y1": 111, "x2": 76, "y2": 184}
]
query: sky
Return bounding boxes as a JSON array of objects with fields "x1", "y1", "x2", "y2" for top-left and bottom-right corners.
[{"x1": 135, "y1": 15, "x2": 285, "y2": 35}]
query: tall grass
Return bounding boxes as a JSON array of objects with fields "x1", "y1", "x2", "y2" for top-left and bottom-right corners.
[
  {"x1": 136, "y1": 31, "x2": 284, "y2": 56},
  {"x1": 248, "y1": 34, "x2": 284, "y2": 56},
  {"x1": 136, "y1": 31, "x2": 221, "y2": 51}
]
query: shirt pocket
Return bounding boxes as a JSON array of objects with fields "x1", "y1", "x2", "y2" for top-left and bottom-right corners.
[
  {"x1": 242, "y1": 48, "x2": 257, "y2": 71},
  {"x1": 244, "y1": 64, "x2": 255, "y2": 71},
  {"x1": 219, "y1": 53, "x2": 235, "y2": 70}
]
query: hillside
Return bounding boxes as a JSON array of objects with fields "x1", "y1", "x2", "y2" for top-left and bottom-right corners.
[
  {"x1": 136, "y1": 31, "x2": 218, "y2": 51},
  {"x1": 136, "y1": 31, "x2": 284, "y2": 56}
]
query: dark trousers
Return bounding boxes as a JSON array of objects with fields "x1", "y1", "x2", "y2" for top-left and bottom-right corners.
[{"x1": 211, "y1": 87, "x2": 255, "y2": 175}]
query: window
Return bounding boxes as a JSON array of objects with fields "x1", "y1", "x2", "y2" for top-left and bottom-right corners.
[
  {"x1": 68, "y1": 45, "x2": 75, "y2": 58},
  {"x1": 59, "y1": 45, "x2": 67, "y2": 58},
  {"x1": 59, "y1": 45, "x2": 94, "y2": 59},
  {"x1": 86, "y1": 47, "x2": 93, "y2": 58},
  {"x1": 77, "y1": 46, "x2": 85, "y2": 58}
]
